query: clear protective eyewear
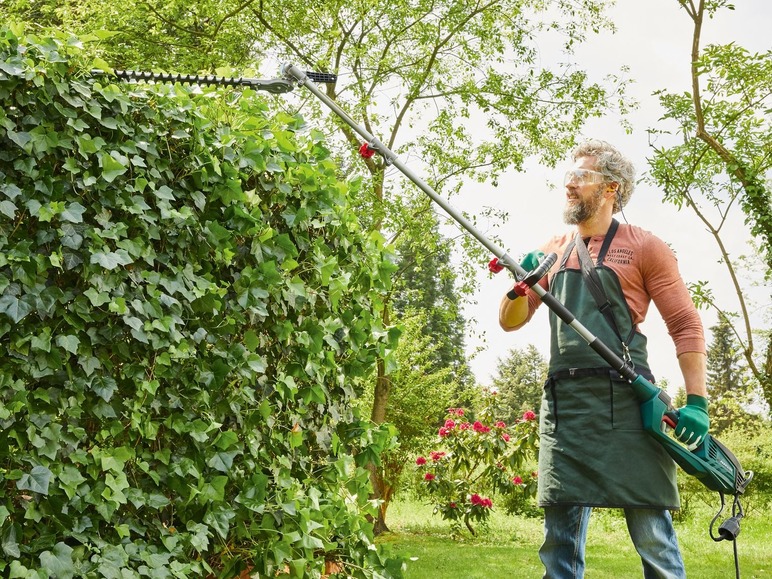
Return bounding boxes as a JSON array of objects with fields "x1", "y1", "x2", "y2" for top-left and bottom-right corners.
[{"x1": 564, "y1": 168, "x2": 607, "y2": 186}]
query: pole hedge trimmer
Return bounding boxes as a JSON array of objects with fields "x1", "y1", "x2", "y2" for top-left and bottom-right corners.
[{"x1": 99, "y1": 63, "x2": 753, "y2": 554}]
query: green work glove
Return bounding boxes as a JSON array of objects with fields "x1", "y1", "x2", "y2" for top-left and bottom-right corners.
[
  {"x1": 520, "y1": 250, "x2": 544, "y2": 272},
  {"x1": 675, "y1": 394, "x2": 709, "y2": 448}
]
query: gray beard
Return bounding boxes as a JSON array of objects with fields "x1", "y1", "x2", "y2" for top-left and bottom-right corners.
[{"x1": 563, "y1": 185, "x2": 604, "y2": 225}]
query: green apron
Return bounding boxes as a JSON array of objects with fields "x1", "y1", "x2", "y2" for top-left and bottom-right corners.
[{"x1": 537, "y1": 225, "x2": 679, "y2": 509}]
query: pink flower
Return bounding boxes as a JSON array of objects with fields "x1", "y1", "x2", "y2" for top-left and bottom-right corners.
[
  {"x1": 522, "y1": 410, "x2": 536, "y2": 422},
  {"x1": 415, "y1": 456, "x2": 427, "y2": 466},
  {"x1": 430, "y1": 451, "x2": 446, "y2": 462},
  {"x1": 424, "y1": 473, "x2": 435, "y2": 481},
  {"x1": 438, "y1": 427, "x2": 450, "y2": 437},
  {"x1": 471, "y1": 494, "x2": 492, "y2": 508},
  {"x1": 472, "y1": 421, "x2": 490, "y2": 434},
  {"x1": 513, "y1": 475, "x2": 523, "y2": 485},
  {"x1": 502, "y1": 433, "x2": 510, "y2": 442},
  {"x1": 455, "y1": 408, "x2": 465, "y2": 417},
  {"x1": 444, "y1": 419, "x2": 456, "y2": 429},
  {"x1": 495, "y1": 421, "x2": 506, "y2": 428},
  {"x1": 459, "y1": 422, "x2": 471, "y2": 430},
  {"x1": 449, "y1": 502, "x2": 457, "y2": 508}
]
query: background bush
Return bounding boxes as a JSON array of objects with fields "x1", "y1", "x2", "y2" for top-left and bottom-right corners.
[{"x1": 0, "y1": 27, "x2": 402, "y2": 578}]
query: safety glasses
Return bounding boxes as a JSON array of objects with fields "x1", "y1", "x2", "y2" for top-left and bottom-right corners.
[{"x1": 564, "y1": 168, "x2": 607, "y2": 186}]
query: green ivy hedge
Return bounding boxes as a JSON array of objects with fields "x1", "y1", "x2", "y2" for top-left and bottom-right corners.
[{"x1": 0, "y1": 26, "x2": 402, "y2": 578}]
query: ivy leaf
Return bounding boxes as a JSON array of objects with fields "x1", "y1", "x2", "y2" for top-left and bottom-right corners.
[
  {"x1": 153, "y1": 185, "x2": 176, "y2": 201},
  {"x1": 199, "y1": 476, "x2": 228, "y2": 504},
  {"x1": 0, "y1": 200, "x2": 17, "y2": 219},
  {"x1": 16, "y1": 465, "x2": 52, "y2": 495},
  {"x1": 1, "y1": 523, "x2": 20, "y2": 559},
  {"x1": 90, "y1": 249, "x2": 133, "y2": 270},
  {"x1": 61, "y1": 202, "x2": 86, "y2": 223},
  {"x1": 214, "y1": 431, "x2": 239, "y2": 451},
  {"x1": 187, "y1": 522, "x2": 210, "y2": 552},
  {"x1": 207, "y1": 450, "x2": 239, "y2": 473},
  {"x1": 99, "y1": 151, "x2": 128, "y2": 183},
  {"x1": 204, "y1": 504, "x2": 234, "y2": 540},
  {"x1": 56, "y1": 334, "x2": 80, "y2": 354},
  {"x1": 39, "y1": 543, "x2": 75, "y2": 579},
  {"x1": 59, "y1": 223, "x2": 84, "y2": 249},
  {"x1": 91, "y1": 374, "x2": 117, "y2": 402},
  {"x1": 0, "y1": 293, "x2": 33, "y2": 322},
  {"x1": 58, "y1": 465, "x2": 87, "y2": 500}
]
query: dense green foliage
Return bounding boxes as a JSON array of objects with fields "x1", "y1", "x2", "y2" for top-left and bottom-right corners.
[{"x1": 0, "y1": 28, "x2": 402, "y2": 577}]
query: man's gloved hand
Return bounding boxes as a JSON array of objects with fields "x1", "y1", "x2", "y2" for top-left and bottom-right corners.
[
  {"x1": 675, "y1": 394, "x2": 709, "y2": 448},
  {"x1": 520, "y1": 250, "x2": 545, "y2": 272}
]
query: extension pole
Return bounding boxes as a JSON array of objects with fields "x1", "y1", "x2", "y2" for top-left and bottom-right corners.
[
  {"x1": 282, "y1": 63, "x2": 748, "y2": 495},
  {"x1": 281, "y1": 63, "x2": 634, "y2": 381}
]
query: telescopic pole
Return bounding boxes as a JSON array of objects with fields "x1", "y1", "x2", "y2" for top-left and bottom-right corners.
[
  {"x1": 281, "y1": 63, "x2": 636, "y2": 382},
  {"x1": 280, "y1": 63, "x2": 749, "y2": 496}
]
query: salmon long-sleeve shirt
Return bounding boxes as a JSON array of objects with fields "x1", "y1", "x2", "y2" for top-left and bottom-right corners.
[{"x1": 515, "y1": 223, "x2": 705, "y2": 357}]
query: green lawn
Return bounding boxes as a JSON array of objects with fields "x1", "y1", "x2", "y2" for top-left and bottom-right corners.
[{"x1": 378, "y1": 498, "x2": 771, "y2": 578}]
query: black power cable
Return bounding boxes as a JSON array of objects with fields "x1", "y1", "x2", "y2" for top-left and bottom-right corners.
[{"x1": 709, "y1": 470, "x2": 754, "y2": 579}]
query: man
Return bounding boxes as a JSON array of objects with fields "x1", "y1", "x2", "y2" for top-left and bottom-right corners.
[{"x1": 499, "y1": 139, "x2": 709, "y2": 578}]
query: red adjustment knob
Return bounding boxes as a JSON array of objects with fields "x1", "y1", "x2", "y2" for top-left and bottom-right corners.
[
  {"x1": 513, "y1": 281, "x2": 530, "y2": 297},
  {"x1": 488, "y1": 257, "x2": 504, "y2": 273},
  {"x1": 359, "y1": 142, "x2": 376, "y2": 159}
]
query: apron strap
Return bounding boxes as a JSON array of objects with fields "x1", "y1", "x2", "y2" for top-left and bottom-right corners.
[{"x1": 572, "y1": 220, "x2": 637, "y2": 356}]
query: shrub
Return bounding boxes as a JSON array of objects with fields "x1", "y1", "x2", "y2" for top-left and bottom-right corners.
[
  {"x1": 0, "y1": 26, "x2": 402, "y2": 578},
  {"x1": 413, "y1": 391, "x2": 539, "y2": 536}
]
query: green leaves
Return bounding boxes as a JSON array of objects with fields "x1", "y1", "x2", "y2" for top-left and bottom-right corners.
[
  {"x1": 16, "y1": 466, "x2": 52, "y2": 495},
  {"x1": 0, "y1": 26, "x2": 400, "y2": 579}
]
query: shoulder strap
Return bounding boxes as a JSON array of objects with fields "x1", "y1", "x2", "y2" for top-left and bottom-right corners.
[
  {"x1": 597, "y1": 219, "x2": 619, "y2": 265},
  {"x1": 573, "y1": 221, "x2": 634, "y2": 351}
]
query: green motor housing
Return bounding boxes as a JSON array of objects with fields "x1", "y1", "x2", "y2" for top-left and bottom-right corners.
[{"x1": 630, "y1": 375, "x2": 750, "y2": 496}]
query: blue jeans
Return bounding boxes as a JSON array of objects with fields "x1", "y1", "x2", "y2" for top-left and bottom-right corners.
[{"x1": 539, "y1": 506, "x2": 686, "y2": 578}]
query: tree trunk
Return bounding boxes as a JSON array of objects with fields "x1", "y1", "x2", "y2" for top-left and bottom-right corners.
[{"x1": 369, "y1": 307, "x2": 392, "y2": 535}]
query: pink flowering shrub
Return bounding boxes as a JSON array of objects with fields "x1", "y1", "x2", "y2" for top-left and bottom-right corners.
[{"x1": 414, "y1": 398, "x2": 539, "y2": 535}]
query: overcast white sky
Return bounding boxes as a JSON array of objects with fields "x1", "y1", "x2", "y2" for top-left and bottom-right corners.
[{"x1": 455, "y1": 0, "x2": 771, "y2": 393}]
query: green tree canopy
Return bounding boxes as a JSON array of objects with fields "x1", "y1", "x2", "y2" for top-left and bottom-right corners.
[
  {"x1": 646, "y1": 0, "x2": 772, "y2": 402},
  {"x1": 489, "y1": 345, "x2": 547, "y2": 424}
]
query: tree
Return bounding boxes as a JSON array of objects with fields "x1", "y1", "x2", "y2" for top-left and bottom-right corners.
[
  {"x1": 0, "y1": 29, "x2": 401, "y2": 577},
  {"x1": 392, "y1": 213, "x2": 473, "y2": 386},
  {"x1": 0, "y1": 0, "x2": 257, "y2": 71},
  {"x1": 358, "y1": 308, "x2": 462, "y2": 531},
  {"x1": 706, "y1": 316, "x2": 765, "y2": 433},
  {"x1": 646, "y1": 0, "x2": 772, "y2": 403},
  {"x1": 707, "y1": 316, "x2": 745, "y2": 397},
  {"x1": 490, "y1": 345, "x2": 548, "y2": 424}
]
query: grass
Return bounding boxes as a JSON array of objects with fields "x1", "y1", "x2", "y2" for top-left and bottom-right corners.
[{"x1": 377, "y1": 497, "x2": 772, "y2": 578}]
